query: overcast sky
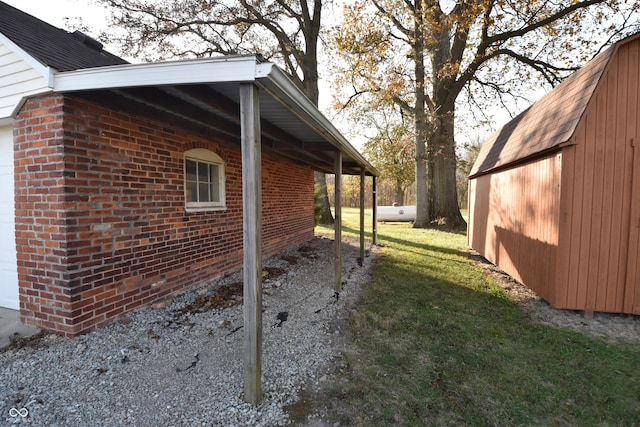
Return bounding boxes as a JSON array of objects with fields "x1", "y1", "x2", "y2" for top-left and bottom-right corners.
[{"x1": 4, "y1": 0, "x2": 109, "y2": 34}]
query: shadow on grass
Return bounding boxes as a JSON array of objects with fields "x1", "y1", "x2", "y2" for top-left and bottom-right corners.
[
  {"x1": 326, "y1": 227, "x2": 640, "y2": 427},
  {"x1": 340, "y1": 223, "x2": 466, "y2": 260}
]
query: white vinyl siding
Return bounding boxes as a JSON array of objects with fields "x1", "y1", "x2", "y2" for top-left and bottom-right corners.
[{"x1": 0, "y1": 40, "x2": 52, "y2": 119}]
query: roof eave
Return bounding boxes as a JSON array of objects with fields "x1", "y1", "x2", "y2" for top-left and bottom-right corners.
[
  {"x1": 468, "y1": 144, "x2": 564, "y2": 179},
  {"x1": 255, "y1": 63, "x2": 378, "y2": 176},
  {"x1": 52, "y1": 55, "x2": 260, "y2": 92},
  {"x1": 51, "y1": 56, "x2": 378, "y2": 177}
]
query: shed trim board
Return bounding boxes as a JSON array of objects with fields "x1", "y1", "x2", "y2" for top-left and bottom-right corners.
[
  {"x1": 469, "y1": 32, "x2": 640, "y2": 315},
  {"x1": 625, "y1": 137, "x2": 640, "y2": 312}
]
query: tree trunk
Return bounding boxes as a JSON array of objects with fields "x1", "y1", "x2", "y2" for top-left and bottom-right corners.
[
  {"x1": 394, "y1": 179, "x2": 405, "y2": 205},
  {"x1": 302, "y1": 5, "x2": 333, "y2": 225},
  {"x1": 414, "y1": 134, "x2": 428, "y2": 227},
  {"x1": 315, "y1": 171, "x2": 334, "y2": 224},
  {"x1": 429, "y1": 111, "x2": 466, "y2": 230},
  {"x1": 412, "y1": 0, "x2": 429, "y2": 228},
  {"x1": 426, "y1": 13, "x2": 465, "y2": 231},
  {"x1": 298, "y1": 5, "x2": 335, "y2": 225}
]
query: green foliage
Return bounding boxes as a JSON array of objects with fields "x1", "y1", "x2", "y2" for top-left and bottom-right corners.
[
  {"x1": 319, "y1": 208, "x2": 640, "y2": 426},
  {"x1": 363, "y1": 111, "x2": 415, "y2": 205}
]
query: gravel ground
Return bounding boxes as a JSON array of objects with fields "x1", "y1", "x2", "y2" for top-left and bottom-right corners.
[
  {"x1": 1, "y1": 236, "x2": 375, "y2": 426},
  {"x1": 4, "y1": 236, "x2": 639, "y2": 425}
]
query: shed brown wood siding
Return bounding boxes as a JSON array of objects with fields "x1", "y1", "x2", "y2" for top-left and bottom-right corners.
[
  {"x1": 469, "y1": 153, "x2": 562, "y2": 303},
  {"x1": 469, "y1": 34, "x2": 640, "y2": 315},
  {"x1": 556, "y1": 39, "x2": 640, "y2": 313}
]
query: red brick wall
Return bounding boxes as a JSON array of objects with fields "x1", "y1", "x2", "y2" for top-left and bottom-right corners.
[{"x1": 14, "y1": 93, "x2": 314, "y2": 335}]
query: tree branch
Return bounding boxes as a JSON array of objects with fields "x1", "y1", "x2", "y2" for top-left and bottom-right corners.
[
  {"x1": 372, "y1": 0, "x2": 412, "y2": 37},
  {"x1": 493, "y1": 48, "x2": 578, "y2": 86},
  {"x1": 487, "y1": 0, "x2": 607, "y2": 45}
]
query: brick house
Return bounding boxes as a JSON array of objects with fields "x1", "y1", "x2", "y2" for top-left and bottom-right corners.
[{"x1": 0, "y1": 2, "x2": 377, "y2": 337}]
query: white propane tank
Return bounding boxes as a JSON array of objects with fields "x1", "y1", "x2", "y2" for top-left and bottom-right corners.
[{"x1": 375, "y1": 205, "x2": 416, "y2": 222}]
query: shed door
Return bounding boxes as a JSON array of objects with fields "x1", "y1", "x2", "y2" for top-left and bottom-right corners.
[{"x1": 0, "y1": 125, "x2": 19, "y2": 309}]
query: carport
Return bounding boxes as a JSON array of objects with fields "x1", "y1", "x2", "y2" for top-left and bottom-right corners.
[{"x1": 50, "y1": 55, "x2": 378, "y2": 402}]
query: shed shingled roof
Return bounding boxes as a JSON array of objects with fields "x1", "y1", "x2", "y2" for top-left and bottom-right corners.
[
  {"x1": 469, "y1": 35, "x2": 640, "y2": 177},
  {"x1": 0, "y1": 1, "x2": 127, "y2": 71}
]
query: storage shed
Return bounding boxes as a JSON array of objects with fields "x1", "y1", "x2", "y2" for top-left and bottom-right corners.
[{"x1": 468, "y1": 33, "x2": 640, "y2": 314}]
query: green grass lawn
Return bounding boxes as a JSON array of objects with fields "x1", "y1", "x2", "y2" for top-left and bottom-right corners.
[{"x1": 316, "y1": 208, "x2": 640, "y2": 426}]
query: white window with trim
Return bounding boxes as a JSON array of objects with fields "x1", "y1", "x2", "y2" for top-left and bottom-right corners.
[{"x1": 184, "y1": 148, "x2": 226, "y2": 211}]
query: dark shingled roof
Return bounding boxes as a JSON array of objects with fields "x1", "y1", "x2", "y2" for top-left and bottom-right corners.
[
  {"x1": 470, "y1": 39, "x2": 621, "y2": 177},
  {"x1": 0, "y1": 1, "x2": 128, "y2": 72}
]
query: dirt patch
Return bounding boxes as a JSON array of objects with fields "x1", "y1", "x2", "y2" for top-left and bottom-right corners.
[
  {"x1": 466, "y1": 250, "x2": 640, "y2": 344},
  {"x1": 280, "y1": 254, "x2": 300, "y2": 265},
  {"x1": 284, "y1": 389, "x2": 314, "y2": 423},
  {"x1": 262, "y1": 266, "x2": 287, "y2": 280},
  {"x1": 172, "y1": 267, "x2": 288, "y2": 319},
  {"x1": 0, "y1": 331, "x2": 49, "y2": 354},
  {"x1": 174, "y1": 281, "x2": 244, "y2": 317},
  {"x1": 298, "y1": 245, "x2": 319, "y2": 259}
]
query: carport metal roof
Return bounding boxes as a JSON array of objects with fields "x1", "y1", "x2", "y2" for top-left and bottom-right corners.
[{"x1": 52, "y1": 55, "x2": 378, "y2": 177}]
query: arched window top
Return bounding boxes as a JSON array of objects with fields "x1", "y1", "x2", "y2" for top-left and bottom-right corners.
[{"x1": 185, "y1": 148, "x2": 224, "y2": 164}]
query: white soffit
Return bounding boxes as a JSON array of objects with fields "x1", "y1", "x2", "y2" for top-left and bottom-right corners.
[
  {"x1": 255, "y1": 64, "x2": 372, "y2": 171},
  {"x1": 256, "y1": 64, "x2": 369, "y2": 166}
]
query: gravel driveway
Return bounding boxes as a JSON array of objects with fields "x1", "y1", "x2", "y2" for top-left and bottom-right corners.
[{"x1": 1, "y1": 236, "x2": 375, "y2": 426}]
